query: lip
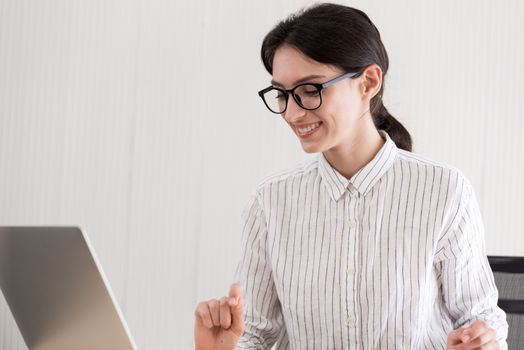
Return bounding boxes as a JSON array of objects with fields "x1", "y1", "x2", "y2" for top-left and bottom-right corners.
[{"x1": 295, "y1": 121, "x2": 323, "y2": 138}]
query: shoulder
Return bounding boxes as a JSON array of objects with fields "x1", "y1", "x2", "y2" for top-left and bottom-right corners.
[
  {"x1": 397, "y1": 148, "x2": 456, "y2": 172},
  {"x1": 249, "y1": 156, "x2": 319, "y2": 199},
  {"x1": 396, "y1": 148, "x2": 474, "y2": 195},
  {"x1": 240, "y1": 157, "x2": 318, "y2": 220}
]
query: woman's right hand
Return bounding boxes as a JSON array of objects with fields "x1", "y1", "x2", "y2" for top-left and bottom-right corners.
[{"x1": 194, "y1": 283, "x2": 244, "y2": 350}]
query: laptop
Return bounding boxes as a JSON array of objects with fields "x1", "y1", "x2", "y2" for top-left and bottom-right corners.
[{"x1": 0, "y1": 226, "x2": 138, "y2": 350}]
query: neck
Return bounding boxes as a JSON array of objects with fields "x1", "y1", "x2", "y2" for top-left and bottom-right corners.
[{"x1": 322, "y1": 117, "x2": 385, "y2": 180}]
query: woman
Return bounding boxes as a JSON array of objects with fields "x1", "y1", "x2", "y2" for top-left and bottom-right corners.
[{"x1": 194, "y1": 3, "x2": 508, "y2": 349}]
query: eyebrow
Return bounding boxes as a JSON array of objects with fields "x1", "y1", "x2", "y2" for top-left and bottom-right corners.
[{"x1": 270, "y1": 74, "x2": 326, "y2": 88}]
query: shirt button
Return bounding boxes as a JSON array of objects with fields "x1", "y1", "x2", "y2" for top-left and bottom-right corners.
[
  {"x1": 346, "y1": 266, "x2": 354, "y2": 274},
  {"x1": 346, "y1": 316, "x2": 355, "y2": 327},
  {"x1": 348, "y1": 221, "x2": 356, "y2": 229},
  {"x1": 347, "y1": 184, "x2": 357, "y2": 195}
]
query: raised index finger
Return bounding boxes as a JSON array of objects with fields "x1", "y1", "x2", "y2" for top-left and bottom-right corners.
[{"x1": 228, "y1": 283, "x2": 242, "y2": 306}]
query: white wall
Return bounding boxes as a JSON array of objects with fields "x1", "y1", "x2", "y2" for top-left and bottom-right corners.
[{"x1": 0, "y1": 0, "x2": 522, "y2": 349}]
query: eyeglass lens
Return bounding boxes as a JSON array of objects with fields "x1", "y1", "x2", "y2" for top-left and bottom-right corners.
[{"x1": 263, "y1": 84, "x2": 321, "y2": 113}]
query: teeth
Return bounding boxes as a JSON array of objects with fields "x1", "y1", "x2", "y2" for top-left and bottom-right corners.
[{"x1": 298, "y1": 122, "x2": 321, "y2": 133}]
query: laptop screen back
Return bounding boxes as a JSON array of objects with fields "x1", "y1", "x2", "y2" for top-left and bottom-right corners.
[{"x1": 0, "y1": 227, "x2": 137, "y2": 350}]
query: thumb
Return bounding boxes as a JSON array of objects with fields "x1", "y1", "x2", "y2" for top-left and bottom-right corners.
[{"x1": 228, "y1": 283, "x2": 244, "y2": 334}]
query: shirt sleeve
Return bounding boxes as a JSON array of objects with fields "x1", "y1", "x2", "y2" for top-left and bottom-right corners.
[
  {"x1": 434, "y1": 175, "x2": 509, "y2": 348},
  {"x1": 234, "y1": 192, "x2": 285, "y2": 350}
]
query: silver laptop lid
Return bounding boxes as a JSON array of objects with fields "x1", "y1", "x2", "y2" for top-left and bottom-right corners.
[{"x1": 0, "y1": 227, "x2": 137, "y2": 350}]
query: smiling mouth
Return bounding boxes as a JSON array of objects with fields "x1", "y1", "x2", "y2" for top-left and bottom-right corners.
[{"x1": 296, "y1": 122, "x2": 322, "y2": 137}]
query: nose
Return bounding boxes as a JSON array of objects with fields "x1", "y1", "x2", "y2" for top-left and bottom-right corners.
[{"x1": 282, "y1": 95, "x2": 306, "y2": 123}]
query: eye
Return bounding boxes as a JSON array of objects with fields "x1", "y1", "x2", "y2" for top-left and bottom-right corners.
[
  {"x1": 304, "y1": 89, "x2": 319, "y2": 96},
  {"x1": 296, "y1": 84, "x2": 320, "y2": 97}
]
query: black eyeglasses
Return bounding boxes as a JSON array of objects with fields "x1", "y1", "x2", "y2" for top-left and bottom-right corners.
[{"x1": 257, "y1": 71, "x2": 362, "y2": 114}]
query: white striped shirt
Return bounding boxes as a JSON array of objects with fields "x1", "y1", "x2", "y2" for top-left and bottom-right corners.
[{"x1": 234, "y1": 129, "x2": 508, "y2": 350}]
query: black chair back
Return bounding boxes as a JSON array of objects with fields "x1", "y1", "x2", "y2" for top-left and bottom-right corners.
[{"x1": 488, "y1": 256, "x2": 524, "y2": 349}]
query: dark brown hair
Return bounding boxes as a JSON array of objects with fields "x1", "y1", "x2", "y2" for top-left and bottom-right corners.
[{"x1": 261, "y1": 3, "x2": 412, "y2": 151}]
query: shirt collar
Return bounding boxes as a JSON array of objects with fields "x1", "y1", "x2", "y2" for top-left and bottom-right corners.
[{"x1": 317, "y1": 129, "x2": 399, "y2": 201}]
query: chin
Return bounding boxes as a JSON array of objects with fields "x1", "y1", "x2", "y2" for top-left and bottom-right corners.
[{"x1": 300, "y1": 142, "x2": 324, "y2": 154}]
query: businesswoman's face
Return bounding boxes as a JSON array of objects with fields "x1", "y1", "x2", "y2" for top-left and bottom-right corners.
[{"x1": 270, "y1": 44, "x2": 381, "y2": 154}]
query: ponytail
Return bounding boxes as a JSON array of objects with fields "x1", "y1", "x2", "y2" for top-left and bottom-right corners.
[{"x1": 371, "y1": 99, "x2": 412, "y2": 152}]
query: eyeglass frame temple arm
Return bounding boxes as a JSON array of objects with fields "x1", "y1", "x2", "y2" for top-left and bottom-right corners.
[{"x1": 320, "y1": 71, "x2": 361, "y2": 89}]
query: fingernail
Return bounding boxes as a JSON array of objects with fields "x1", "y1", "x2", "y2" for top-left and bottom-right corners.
[
  {"x1": 461, "y1": 335, "x2": 470, "y2": 342},
  {"x1": 228, "y1": 297, "x2": 236, "y2": 306}
]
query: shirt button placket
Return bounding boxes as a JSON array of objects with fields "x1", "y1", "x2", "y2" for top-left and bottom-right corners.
[{"x1": 346, "y1": 183, "x2": 361, "y2": 345}]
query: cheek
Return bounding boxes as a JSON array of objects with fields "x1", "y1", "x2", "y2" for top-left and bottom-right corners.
[
  {"x1": 326, "y1": 96, "x2": 359, "y2": 126},
  {"x1": 320, "y1": 93, "x2": 351, "y2": 121},
  {"x1": 308, "y1": 112, "x2": 341, "y2": 144},
  {"x1": 327, "y1": 115, "x2": 347, "y2": 139},
  {"x1": 314, "y1": 91, "x2": 357, "y2": 136},
  {"x1": 326, "y1": 84, "x2": 361, "y2": 117},
  {"x1": 319, "y1": 106, "x2": 349, "y2": 131}
]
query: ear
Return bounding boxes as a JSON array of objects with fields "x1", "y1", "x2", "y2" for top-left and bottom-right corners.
[{"x1": 359, "y1": 64, "x2": 383, "y2": 102}]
